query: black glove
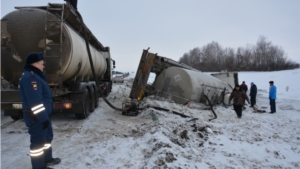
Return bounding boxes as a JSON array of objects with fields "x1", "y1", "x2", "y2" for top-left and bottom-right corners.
[
  {"x1": 43, "y1": 120, "x2": 49, "y2": 129},
  {"x1": 24, "y1": 110, "x2": 36, "y2": 123}
]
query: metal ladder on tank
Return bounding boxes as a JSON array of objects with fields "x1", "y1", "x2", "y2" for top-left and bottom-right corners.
[{"x1": 44, "y1": 3, "x2": 64, "y2": 96}]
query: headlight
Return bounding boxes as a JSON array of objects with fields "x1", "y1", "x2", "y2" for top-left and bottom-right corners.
[{"x1": 12, "y1": 104, "x2": 22, "y2": 109}]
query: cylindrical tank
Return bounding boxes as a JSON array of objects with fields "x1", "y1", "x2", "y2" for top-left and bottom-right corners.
[
  {"x1": 1, "y1": 8, "x2": 107, "y2": 86},
  {"x1": 154, "y1": 67, "x2": 232, "y2": 104}
]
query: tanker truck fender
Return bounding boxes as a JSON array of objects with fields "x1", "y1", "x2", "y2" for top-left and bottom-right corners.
[
  {"x1": 107, "y1": 82, "x2": 113, "y2": 95},
  {"x1": 99, "y1": 82, "x2": 112, "y2": 97}
]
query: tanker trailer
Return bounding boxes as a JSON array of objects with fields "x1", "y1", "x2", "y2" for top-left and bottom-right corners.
[
  {"x1": 1, "y1": 3, "x2": 114, "y2": 120},
  {"x1": 153, "y1": 67, "x2": 233, "y2": 105}
]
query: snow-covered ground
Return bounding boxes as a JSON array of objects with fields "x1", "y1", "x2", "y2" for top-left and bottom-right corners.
[{"x1": 1, "y1": 69, "x2": 300, "y2": 169}]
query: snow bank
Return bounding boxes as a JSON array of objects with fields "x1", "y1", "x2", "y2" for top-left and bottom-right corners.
[{"x1": 1, "y1": 69, "x2": 300, "y2": 169}]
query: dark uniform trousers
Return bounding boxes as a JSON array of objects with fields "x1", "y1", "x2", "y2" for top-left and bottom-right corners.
[
  {"x1": 28, "y1": 120, "x2": 53, "y2": 168},
  {"x1": 233, "y1": 105, "x2": 243, "y2": 118},
  {"x1": 270, "y1": 99, "x2": 276, "y2": 113},
  {"x1": 19, "y1": 66, "x2": 54, "y2": 169},
  {"x1": 250, "y1": 95, "x2": 256, "y2": 107}
]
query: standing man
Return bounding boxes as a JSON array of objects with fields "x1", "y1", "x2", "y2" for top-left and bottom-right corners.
[
  {"x1": 240, "y1": 81, "x2": 248, "y2": 93},
  {"x1": 249, "y1": 82, "x2": 257, "y2": 107},
  {"x1": 19, "y1": 52, "x2": 61, "y2": 169},
  {"x1": 269, "y1": 81, "x2": 277, "y2": 114},
  {"x1": 229, "y1": 85, "x2": 250, "y2": 118}
]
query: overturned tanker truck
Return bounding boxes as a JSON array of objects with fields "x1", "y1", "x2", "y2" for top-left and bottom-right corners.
[
  {"x1": 124, "y1": 49, "x2": 238, "y2": 120},
  {"x1": 1, "y1": 3, "x2": 115, "y2": 120}
]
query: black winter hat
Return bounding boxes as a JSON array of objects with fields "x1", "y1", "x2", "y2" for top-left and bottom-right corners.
[
  {"x1": 235, "y1": 84, "x2": 240, "y2": 87},
  {"x1": 25, "y1": 52, "x2": 44, "y2": 65},
  {"x1": 269, "y1": 81, "x2": 274, "y2": 84}
]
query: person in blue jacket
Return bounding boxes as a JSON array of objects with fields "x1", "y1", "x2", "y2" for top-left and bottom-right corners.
[
  {"x1": 18, "y1": 52, "x2": 61, "y2": 169},
  {"x1": 269, "y1": 81, "x2": 277, "y2": 114},
  {"x1": 249, "y1": 82, "x2": 257, "y2": 107}
]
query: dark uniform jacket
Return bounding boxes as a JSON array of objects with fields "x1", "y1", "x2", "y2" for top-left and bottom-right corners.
[
  {"x1": 19, "y1": 65, "x2": 52, "y2": 127},
  {"x1": 250, "y1": 84, "x2": 257, "y2": 96},
  {"x1": 229, "y1": 89, "x2": 250, "y2": 106}
]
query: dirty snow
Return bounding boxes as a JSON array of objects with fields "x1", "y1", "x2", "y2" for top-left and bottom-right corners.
[{"x1": 1, "y1": 69, "x2": 300, "y2": 169}]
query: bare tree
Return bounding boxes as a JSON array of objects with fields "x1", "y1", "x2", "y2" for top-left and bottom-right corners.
[{"x1": 179, "y1": 36, "x2": 299, "y2": 71}]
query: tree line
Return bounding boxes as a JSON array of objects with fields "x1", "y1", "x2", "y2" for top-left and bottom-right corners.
[{"x1": 178, "y1": 36, "x2": 299, "y2": 71}]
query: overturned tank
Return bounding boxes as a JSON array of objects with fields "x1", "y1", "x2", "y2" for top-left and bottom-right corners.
[
  {"x1": 129, "y1": 49, "x2": 237, "y2": 106},
  {"x1": 154, "y1": 67, "x2": 233, "y2": 104}
]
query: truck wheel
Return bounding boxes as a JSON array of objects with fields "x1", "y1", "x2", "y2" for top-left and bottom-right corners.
[
  {"x1": 75, "y1": 89, "x2": 90, "y2": 119},
  {"x1": 11, "y1": 115, "x2": 20, "y2": 121},
  {"x1": 11, "y1": 114, "x2": 23, "y2": 121},
  {"x1": 89, "y1": 87, "x2": 95, "y2": 112},
  {"x1": 93, "y1": 86, "x2": 99, "y2": 108},
  {"x1": 4, "y1": 110, "x2": 23, "y2": 121}
]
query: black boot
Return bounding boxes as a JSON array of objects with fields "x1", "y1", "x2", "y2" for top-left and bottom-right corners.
[
  {"x1": 46, "y1": 158, "x2": 61, "y2": 166},
  {"x1": 40, "y1": 166, "x2": 54, "y2": 169}
]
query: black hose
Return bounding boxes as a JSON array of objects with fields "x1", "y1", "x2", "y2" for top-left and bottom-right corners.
[
  {"x1": 75, "y1": 10, "x2": 135, "y2": 112},
  {"x1": 151, "y1": 106, "x2": 190, "y2": 118},
  {"x1": 203, "y1": 95, "x2": 217, "y2": 121}
]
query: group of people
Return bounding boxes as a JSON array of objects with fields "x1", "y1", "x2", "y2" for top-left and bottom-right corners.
[{"x1": 229, "y1": 80, "x2": 277, "y2": 118}]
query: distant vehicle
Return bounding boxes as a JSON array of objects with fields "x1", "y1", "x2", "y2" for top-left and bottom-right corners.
[{"x1": 113, "y1": 75, "x2": 124, "y2": 83}]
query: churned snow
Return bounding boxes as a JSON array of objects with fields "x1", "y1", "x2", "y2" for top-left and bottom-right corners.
[{"x1": 1, "y1": 68, "x2": 300, "y2": 169}]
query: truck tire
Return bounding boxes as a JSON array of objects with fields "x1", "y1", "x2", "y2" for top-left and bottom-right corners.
[
  {"x1": 11, "y1": 115, "x2": 21, "y2": 121},
  {"x1": 89, "y1": 87, "x2": 95, "y2": 112},
  {"x1": 4, "y1": 110, "x2": 23, "y2": 121},
  {"x1": 93, "y1": 86, "x2": 99, "y2": 108},
  {"x1": 75, "y1": 88, "x2": 90, "y2": 119}
]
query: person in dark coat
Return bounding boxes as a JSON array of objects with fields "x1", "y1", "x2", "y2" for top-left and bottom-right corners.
[
  {"x1": 249, "y1": 82, "x2": 257, "y2": 107},
  {"x1": 18, "y1": 52, "x2": 61, "y2": 169},
  {"x1": 229, "y1": 85, "x2": 250, "y2": 118},
  {"x1": 269, "y1": 81, "x2": 277, "y2": 114},
  {"x1": 240, "y1": 81, "x2": 248, "y2": 93}
]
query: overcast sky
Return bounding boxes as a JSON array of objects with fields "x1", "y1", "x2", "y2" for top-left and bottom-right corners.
[{"x1": 1, "y1": 0, "x2": 300, "y2": 72}]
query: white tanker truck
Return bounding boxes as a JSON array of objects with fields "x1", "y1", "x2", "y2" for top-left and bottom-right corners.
[
  {"x1": 1, "y1": 3, "x2": 239, "y2": 121},
  {"x1": 1, "y1": 3, "x2": 115, "y2": 120}
]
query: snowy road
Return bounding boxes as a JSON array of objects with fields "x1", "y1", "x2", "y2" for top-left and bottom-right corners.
[{"x1": 1, "y1": 69, "x2": 300, "y2": 169}]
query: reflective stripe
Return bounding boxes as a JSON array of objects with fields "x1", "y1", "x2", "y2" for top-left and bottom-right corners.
[
  {"x1": 43, "y1": 144, "x2": 51, "y2": 150},
  {"x1": 31, "y1": 104, "x2": 44, "y2": 111},
  {"x1": 31, "y1": 104, "x2": 45, "y2": 114},
  {"x1": 30, "y1": 151, "x2": 44, "y2": 157},
  {"x1": 30, "y1": 148, "x2": 44, "y2": 157},
  {"x1": 33, "y1": 107, "x2": 45, "y2": 114}
]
